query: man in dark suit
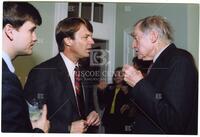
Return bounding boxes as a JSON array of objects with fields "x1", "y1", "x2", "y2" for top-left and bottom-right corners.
[
  {"x1": 24, "y1": 17, "x2": 100, "y2": 133},
  {"x1": 2, "y1": 2, "x2": 49, "y2": 132},
  {"x1": 123, "y1": 16, "x2": 198, "y2": 134}
]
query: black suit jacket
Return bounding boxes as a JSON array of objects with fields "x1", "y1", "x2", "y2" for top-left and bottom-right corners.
[
  {"x1": 129, "y1": 44, "x2": 198, "y2": 134},
  {"x1": 2, "y1": 59, "x2": 43, "y2": 133},
  {"x1": 24, "y1": 54, "x2": 95, "y2": 133}
]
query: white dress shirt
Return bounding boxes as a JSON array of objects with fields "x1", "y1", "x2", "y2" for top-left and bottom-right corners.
[
  {"x1": 2, "y1": 50, "x2": 15, "y2": 73},
  {"x1": 60, "y1": 52, "x2": 78, "y2": 94}
]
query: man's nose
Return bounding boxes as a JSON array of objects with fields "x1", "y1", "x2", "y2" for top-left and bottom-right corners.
[
  {"x1": 32, "y1": 32, "x2": 37, "y2": 42},
  {"x1": 132, "y1": 41, "x2": 137, "y2": 49},
  {"x1": 89, "y1": 37, "x2": 95, "y2": 45}
]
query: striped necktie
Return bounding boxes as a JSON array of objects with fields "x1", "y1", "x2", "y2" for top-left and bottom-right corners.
[{"x1": 74, "y1": 66, "x2": 85, "y2": 118}]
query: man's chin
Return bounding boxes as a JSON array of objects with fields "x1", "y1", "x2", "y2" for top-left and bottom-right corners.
[
  {"x1": 79, "y1": 54, "x2": 89, "y2": 59},
  {"x1": 137, "y1": 55, "x2": 151, "y2": 60},
  {"x1": 142, "y1": 56, "x2": 153, "y2": 61},
  {"x1": 19, "y1": 51, "x2": 33, "y2": 56},
  {"x1": 84, "y1": 53, "x2": 90, "y2": 57},
  {"x1": 137, "y1": 55, "x2": 143, "y2": 60}
]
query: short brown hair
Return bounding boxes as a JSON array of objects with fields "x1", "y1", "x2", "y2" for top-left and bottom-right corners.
[
  {"x1": 55, "y1": 17, "x2": 93, "y2": 52},
  {"x1": 3, "y1": 2, "x2": 42, "y2": 29}
]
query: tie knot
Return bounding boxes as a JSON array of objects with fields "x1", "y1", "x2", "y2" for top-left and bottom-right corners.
[
  {"x1": 74, "y1": 66, "x2": 79, "y2": 71},
  {"x1": 74, "y1": 66, "x2": 81, "y2": 81}
]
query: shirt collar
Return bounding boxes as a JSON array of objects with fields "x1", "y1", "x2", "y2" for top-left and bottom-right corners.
[
  {"x1": 60, "y1": 52, "x2": 78, "y2": 73},
  {"x1": 2, "y1": 50, "x2": 15, "y2": 73}
]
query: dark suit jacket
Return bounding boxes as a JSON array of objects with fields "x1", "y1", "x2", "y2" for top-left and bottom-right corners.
[
  {"x1": 24, "y1": 54, "x2": 95, "y2": 133},
  {"x1": 2, "y1": 59, "x2": 43, "y2": 133},
  {"x1": 128, "y1": 44, "x2": 198, "y2": 134}
]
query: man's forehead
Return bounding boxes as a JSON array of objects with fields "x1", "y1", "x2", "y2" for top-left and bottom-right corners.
[
  {"x1": 132, "y1": 25, "x2": 143, "y2": 36},
  {"x1": 77, "y1": 24, "x2": 92, "y2": 34}
]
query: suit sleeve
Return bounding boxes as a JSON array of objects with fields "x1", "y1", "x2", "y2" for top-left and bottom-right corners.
[
  {"x1": 86, "y1": 84, "x2": 96, "y2": 115},
  {"x1": 129, "y1": 55, "x2": 198, "y2": 133},
  {"x1": 24, "y1": 67, "x2": 71, "y2": 133},
  {"x1": 24, "y1": 68, "x2": 48, "y2": 107},
  {"x1": 49, "y1": 119, "x2": 70, "y2": 133},
  {"x1": 2, "y1": 72, "x2": 33, "y2": 132}
]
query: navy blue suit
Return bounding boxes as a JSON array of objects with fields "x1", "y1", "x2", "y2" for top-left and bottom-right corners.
[
  {"x1": 2, "y1": 59, "x2": 43, "y2": 133},
  {"x1": 24, "y1": 54, "x2": 96, "y2": 133},
  {"x1": 129, "y1": 44, "x2": 198, "y2": 134}
]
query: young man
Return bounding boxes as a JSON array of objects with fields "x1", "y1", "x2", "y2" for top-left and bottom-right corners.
[
  {"x1": 123, "y1": 16, "x2": 198, "y2": 134},
  {"x1": 2, "y1": 2, "x2": 49, "y2": 132},
  {"x1": 24, "y1": 17, "x2": 100, "y2": 133}
]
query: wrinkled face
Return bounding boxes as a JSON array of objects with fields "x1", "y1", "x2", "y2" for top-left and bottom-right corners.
[
  {"x1": 13, "y1": 21, "x2": 37, "y2": 55},
  {"x1": 69, "y1": 24, "x2": 94, "y2": 60},
  {"x1": 113, "y1": 70, "x2": 124, "y2": 84},
  {"x1": 131, "y1": 24, "x2": 154, "y2": 60}
]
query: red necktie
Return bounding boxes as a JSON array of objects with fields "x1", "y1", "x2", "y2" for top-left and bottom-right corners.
[
  {"x1": 75, "y1": 66, "x2": 81, "y2": 95},
  {"x1": 74, "y1": 66, "x2": 85, "y2": 118}
]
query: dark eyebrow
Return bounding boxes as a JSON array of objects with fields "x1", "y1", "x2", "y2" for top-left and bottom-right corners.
[
  {"x1": 129, "y1": 33, "x2": 135, "y2": 38},
  {"x1": 86, "y1": 33, "x2": 92, "y2": 36},
  {"x1": 83, "y1": 34, "x2": 93, "y2": 38},
  {"x1": 85, "y1": 34, "x2": 90, "y2": 36},
  {"x1": 30, "y1": 26, "x2": 37, "y2": 32}
]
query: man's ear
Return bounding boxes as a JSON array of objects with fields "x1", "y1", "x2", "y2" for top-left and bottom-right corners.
[
  {"x1": 63, "y1": 37, "x2": 73, "y2": 47},
  {"x1": 4, "y1": 24, "x2": 15, "y2": 41},
  {"x1": 150, "y1": 30, "x2": 159, "y2": 43}
]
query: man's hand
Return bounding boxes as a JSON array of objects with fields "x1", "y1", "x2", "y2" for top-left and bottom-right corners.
[
  {"x1": 86, "y1": 111, "x2": 100, "y2": 126},
  {"x1": 123, "y1": 64, "x2": 143, "y2": 87},
  {"x1": 70, "y1": 120, "x2": 88, "y2": 133},
  {"x1": 120, "y1": 104, "x2": 130, "y2": 114},
  {"x1": 31, "y1": 104, "x2": 50, "y2": 133}
]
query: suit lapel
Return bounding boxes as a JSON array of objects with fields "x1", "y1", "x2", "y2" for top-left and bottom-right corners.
[
  {"x1": 149, "y1": 44, "x2": 176, "y2": 75},
  {"x1": 79, "y1": 67, "x2": 88, "y2": 111},
  {"x1": 80, "y1": 82, "x2": 87, "y2": 112},
  {"x1": 55, "y1": 54, "x2": 78, "y2": 113}
]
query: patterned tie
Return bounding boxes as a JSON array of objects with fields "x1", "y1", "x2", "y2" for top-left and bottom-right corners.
[
  {"x1": 75, "y1": 66, "x2": 81, "y2": 94},
  {"x1": 74, "y1": 66, "x2": 85, "y2": 118}
]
